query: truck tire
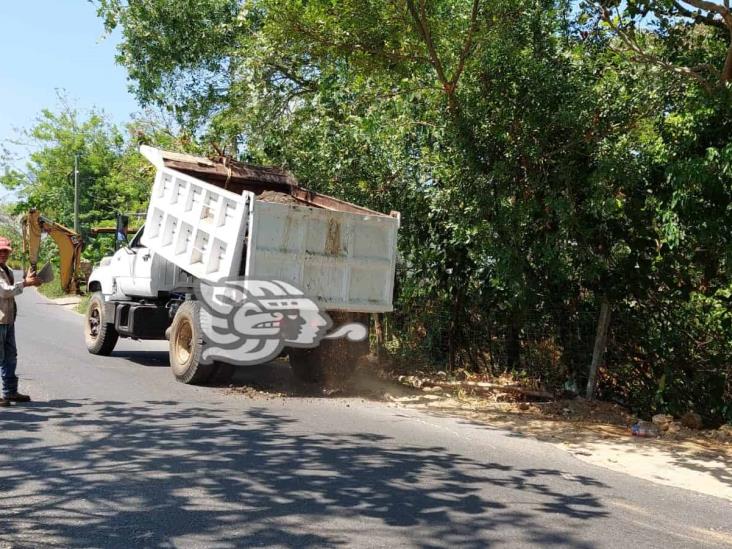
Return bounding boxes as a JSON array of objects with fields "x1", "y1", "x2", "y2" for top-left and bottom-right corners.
[
  {"x1": 289, "y1": 311, "x2": 369, "y2": 386},
  {"x1": 85, "y1": 292, "x2": 119, "y2": 355},
  {"x1": 168, "y1": 301, "x2": 216, "y2": 384}
]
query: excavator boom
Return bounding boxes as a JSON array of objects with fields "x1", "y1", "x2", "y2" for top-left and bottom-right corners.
[{"x1": 21, "y1": 209, "x2": 84, "y2": 294}]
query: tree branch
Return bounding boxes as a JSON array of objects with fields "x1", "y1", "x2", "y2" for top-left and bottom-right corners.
[
  {"x1": 672, "y1": 1, "x2": 727, "y2": 29},
  {"x1": 597, "y1": 3, "x2": 717, "y2": 92},
  {"x1": 405, "y1": 0, "x2": 450, "y2": 89},
  {"x1": 450, "y1": 0, "x2": 480, "y2": 90},
  {"x1": 269, "y1": 63, "x2": 317, "y2": 92},
  {"x1": 679, "y1": 0, "x2": 732, "y2": 20},
  {"x1": 404, "y1": 0, "x2": 481, "y2": 111},
  {"x1": 678, "y1": 0, "x2": 732, "y2": 81},
  {"x1": 722, "y1": 38, "x2": 732, "y2": 80}
]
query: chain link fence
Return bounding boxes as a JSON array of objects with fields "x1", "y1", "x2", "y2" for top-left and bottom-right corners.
[
  {"x1": 374, "y1": 303, "x2": 731, "y2": 422},
  {"x1": 376, "y1": 307, "x2": 597, "y2": 390}
]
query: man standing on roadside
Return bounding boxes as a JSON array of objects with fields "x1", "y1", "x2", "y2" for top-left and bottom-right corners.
[{"x1": 0, "y1": 236, "x2": 42, "y2": 407}]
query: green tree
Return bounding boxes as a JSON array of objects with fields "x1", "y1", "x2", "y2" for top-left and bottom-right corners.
[{"x1": 1, "y1": 97, "x2": 134, "y2": 227}]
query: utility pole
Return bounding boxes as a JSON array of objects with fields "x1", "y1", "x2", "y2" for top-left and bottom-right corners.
[{"x1": 74, "y1": 154, "x2": 80, "y2": 234}]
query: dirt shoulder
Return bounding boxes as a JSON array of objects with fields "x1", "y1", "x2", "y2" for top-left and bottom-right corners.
[
  {"x1": 385, "y1": 391, "x2": 732, "y2": 501},
  {"x1": 223, "y1": 362, "x2": 732, "y2": 501},
  {"x1": 382, "y1": 373, "x2": 732, "y2": 501}
]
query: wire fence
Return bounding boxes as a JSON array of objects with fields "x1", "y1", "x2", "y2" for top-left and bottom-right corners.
[
  {"x1": 377, "y1": 307, "x2": 598, "y2": 389},
  {"x1": 375, "y1": 304, "x2": 731, "y2": 421}
]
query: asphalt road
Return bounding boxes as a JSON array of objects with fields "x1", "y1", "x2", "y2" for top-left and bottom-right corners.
[{"x1": 0, "y1": 287, "x2": 730, "y2": 548}]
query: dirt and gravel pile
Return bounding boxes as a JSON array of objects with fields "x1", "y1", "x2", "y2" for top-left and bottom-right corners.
[
  {"x1": 219, "y1": 359, "x2": 731, "y2": 450},
  {"x1": 257, "y1": 190, "x2": 303, "y2": 205},
  {"x1": 388, "y1": 370, "x2": 731, "y2": 446}
]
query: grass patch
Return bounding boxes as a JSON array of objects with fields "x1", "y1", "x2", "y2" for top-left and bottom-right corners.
[
  {"x1": 76, "y1": 295, "x2": 91, "y2": 315},
  {"x1": 37, "y1": 271, "x2": 66, "y2": 299}
]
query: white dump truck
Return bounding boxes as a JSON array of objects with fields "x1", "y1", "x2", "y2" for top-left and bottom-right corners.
[{"x1": 84, "y1": 146, "x2": 400, "y2": 384}]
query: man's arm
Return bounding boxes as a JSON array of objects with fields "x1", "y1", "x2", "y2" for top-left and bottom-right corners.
[
  {"x1": 0, "y1": 270, "x2": 40, "y2": 298},
  {"x1": 0, "y1": 277, "x2": 24, "y2": 298}
]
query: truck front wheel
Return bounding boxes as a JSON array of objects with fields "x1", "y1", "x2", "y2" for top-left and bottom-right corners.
[
  {"x1": 85, "y1": 292, "x2": 119, "y2": 355},
  {"x1": 168, "y1": 301, "x2": 216, "y2": 384}
]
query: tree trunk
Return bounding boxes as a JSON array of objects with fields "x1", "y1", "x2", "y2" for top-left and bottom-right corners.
[
  {"x1": 586, "y1": 298, "x2": 611, "y2": 400},
  {"x1": 506, "y1": 318, "x2": 521, "y2": 371},
  {"x1": 722, "y1": 39, "x2": 732, "y2": 83},
  {"x1": 447, "y1": 290, "x2": 463, "y2": 371},
  {"x1": 372, "y1": 313, "x2": 384, "y2": 360}
]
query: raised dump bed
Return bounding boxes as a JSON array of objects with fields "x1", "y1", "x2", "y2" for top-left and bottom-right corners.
[{"x1": 139, "y1": 146, "x2": 400, "y2": 312}]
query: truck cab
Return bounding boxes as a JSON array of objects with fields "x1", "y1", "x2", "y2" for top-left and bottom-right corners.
[{"x1": 88, "y1": 225, "x2": 191, "y2": 300}]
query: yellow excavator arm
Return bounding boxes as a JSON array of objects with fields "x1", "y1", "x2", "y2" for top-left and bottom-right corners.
[{"x1": 21, "y1": 209, "x2": 84, "y2": 294}]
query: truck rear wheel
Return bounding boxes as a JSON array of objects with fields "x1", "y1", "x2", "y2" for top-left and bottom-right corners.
[
  {"x1": 289, "y1": 312, "x2": 369, "y2": 386},
  {"x1": 85, "y1": 292, "x2": 118, "y2": 355},
  {"x1": 168, "y1": 301, "x2": 216, "y2": 384}
]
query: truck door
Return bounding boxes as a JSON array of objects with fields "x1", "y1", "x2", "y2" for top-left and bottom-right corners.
[
  {"x1": 128, "y1": 226, "x2": 157, "y2": 297},
  {"x1": 110, "y1": 245, "x2": 136, "y2": 298},
  {"x1": 115, "y1": 226, "x2": 156, "y2": 297}
]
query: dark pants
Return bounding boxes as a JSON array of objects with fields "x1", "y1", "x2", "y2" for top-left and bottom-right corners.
[{"x1": 0, "y1": 323, "x2": 18, "y2": 398}]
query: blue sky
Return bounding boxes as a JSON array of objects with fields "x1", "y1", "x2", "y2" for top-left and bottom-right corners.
[{"x1": 0, "y1": 1, "x2": 138, "y2": 158}]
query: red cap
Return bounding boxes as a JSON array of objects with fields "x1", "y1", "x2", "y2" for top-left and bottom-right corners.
[{"x1": 0, "y1": 237, "x2": 12, "y2": 251}]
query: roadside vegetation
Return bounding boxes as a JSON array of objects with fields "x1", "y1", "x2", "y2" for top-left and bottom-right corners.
[
  {"x1": 36, "y1": 269, "x2": 66, "y2": 299},
  {"x1": 2, "y1": 0, "x2": 731, "y2": 425},
  {"x1": 75, "y1": 295, "x2": 91, "y2": 316}
]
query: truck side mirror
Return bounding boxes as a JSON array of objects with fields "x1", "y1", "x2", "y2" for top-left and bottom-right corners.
[{"x1": 115, "y1": 214, "x2": 129, "y2": 250}]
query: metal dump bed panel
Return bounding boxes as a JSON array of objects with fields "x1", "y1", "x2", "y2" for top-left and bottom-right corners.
[
  {"x1": 245, "y1": 201, "x2": 398, "y2": 312},
  {"x1": 140, "y1": 166, "x2": 251, "y2": 282}
]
